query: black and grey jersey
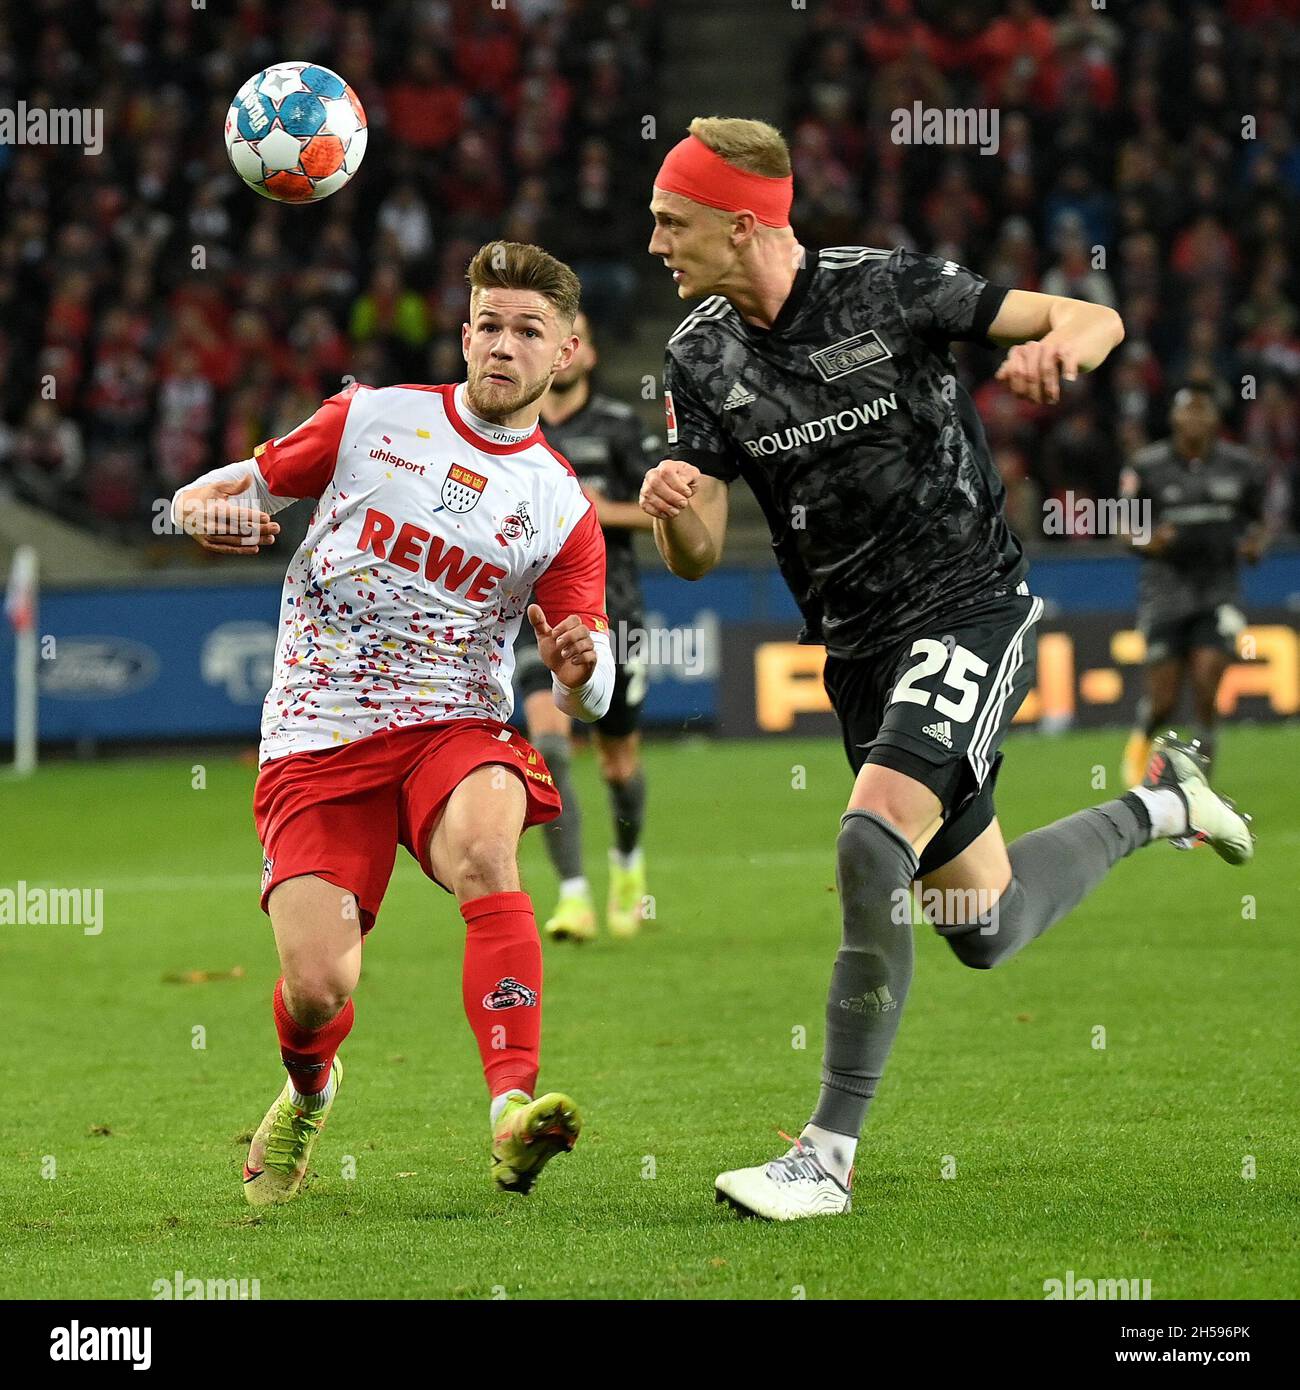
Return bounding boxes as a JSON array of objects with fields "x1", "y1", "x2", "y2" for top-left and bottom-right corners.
[
  {"x1": 1123, "y1": 437, "x2": 1266, "y2": 622},
  {"x1": 541, "y1": 392, "x2": 658, "y2": 627},
  {"x1": 662, "y1": 245, "x2": 1026, "y2": 659}
]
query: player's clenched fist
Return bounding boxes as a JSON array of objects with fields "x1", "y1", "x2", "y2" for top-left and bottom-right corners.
[
  {"x1": 639, "y1": 459, "x2": 701, "y2": 519},
  {"x1": 178, "y1": 476, "x2": 281, "y2": 556},
  {"x1": 528, "y1": 604, "x2": 597, "y2": 688},
  {"x1": 994, "y1": 333, "x2": 1080, "y2": 406}
]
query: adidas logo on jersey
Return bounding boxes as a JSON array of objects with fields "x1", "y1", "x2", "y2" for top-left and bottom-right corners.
[
  {"x1": 922, "y1": 720, "x2": 953, "y2": 748},
  {"x1": 722, "y1": 381, "x2": 756, "y2": 410}
]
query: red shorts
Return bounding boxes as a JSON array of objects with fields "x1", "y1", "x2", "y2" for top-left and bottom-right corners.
[{"x1": 252, "y1": 719, "x2": 562, "y2": 932}]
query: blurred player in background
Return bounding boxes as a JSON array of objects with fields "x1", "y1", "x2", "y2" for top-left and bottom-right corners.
[
  {"x1": 642, "y1": 118, "x2": 1255, "y2": 1221},
  {"x1": 517, "y1": 310, "x2": 659, "y2": 942},
  {"x1": 1120, "y1": 383, "x2": 1269, "y2": 784},
  {"x1": 171, "y1": 242, "x2": 611, "y2": 1206}
]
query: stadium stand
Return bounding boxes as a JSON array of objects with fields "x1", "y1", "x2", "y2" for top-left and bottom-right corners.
[
  {"x1": 0, "y1": 0, "x2": 661, "y2": 554},
  {"x1": 786, "y1": 0, "x2": 1300, "y2": 544},
  {"x1": 1, "y1": 0, "x2": 1297, "y2": 565}
]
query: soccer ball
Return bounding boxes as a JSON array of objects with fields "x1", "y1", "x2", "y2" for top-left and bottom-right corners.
[{"x1": 224, "y1": 62, "x2": 367, "y2": 203}]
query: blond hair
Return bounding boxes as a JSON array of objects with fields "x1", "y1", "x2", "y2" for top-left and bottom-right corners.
[
  {"x1": 687, "y1": 116, "x2": 792, "y2": 178},
  {"x1": 465, "y1": 240, "x2": 581, "y2": 327}
]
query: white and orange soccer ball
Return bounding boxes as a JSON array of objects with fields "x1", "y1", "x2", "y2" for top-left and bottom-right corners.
[{"x1": 224, "y1": 62, "x2": 367, "y2": 203}]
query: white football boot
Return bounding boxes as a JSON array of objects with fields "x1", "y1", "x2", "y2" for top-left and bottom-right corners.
[
  {"x1": 1142, "y1": 732, "x2": 1255, "y2": 865},
  {"x1": 715, "y1": 1134, "x2": 852, "y2": 1221}
]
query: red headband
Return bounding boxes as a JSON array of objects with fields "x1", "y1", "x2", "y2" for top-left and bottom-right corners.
[{"x1": 654, "y1": 135, "x2": 793, "y2": 228}]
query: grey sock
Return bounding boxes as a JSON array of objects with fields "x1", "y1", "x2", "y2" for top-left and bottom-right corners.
[
  {"x1": 1137, "y1": 695, "x2": 1163, "y2": 739},
  {"x1": 534, "y1": 734, "x2": 584, "y2": 881},
  {"x1": 940, "y1": 796, "x2": 1150, "y2": 969},
  {"x1": 810, "y1": 810, "x2": 919, "y2": 1139},
  {"x1": 606, "y1": 770, "x2": 646, "y2": 856}
]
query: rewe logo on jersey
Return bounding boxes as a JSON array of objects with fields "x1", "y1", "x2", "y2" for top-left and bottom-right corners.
[
  {"x1": 922, "y1": 719, "x2": 953, "y2": 748},
  {"x1": 357, "y1": 507, "x2": 506, "y2": 600}
]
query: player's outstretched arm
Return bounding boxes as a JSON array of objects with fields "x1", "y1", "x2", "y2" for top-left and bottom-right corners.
[
  {"x1": 171, "y1": 461, "x2": 291, "y2": 557},
  {"x1": 639, "y1": 461, "x2": 729, "y2": 580},
  {"x1": 172, "y1": 387, "x2": 355, "y2": 554},
  {"x1": 988, "y1": 289, "x2": 1125, "y2": 405}
]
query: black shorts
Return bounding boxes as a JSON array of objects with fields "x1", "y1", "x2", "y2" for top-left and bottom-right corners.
[
  {"x1": 513, "y1": 625, "x2": 646, "y2": 738},
  {"x1": 823, "y1": 584, "x2": 1042, "y2": 878},
  {"x1": 1139, "y1": 604, "x2": 1245, "y2": 663}
]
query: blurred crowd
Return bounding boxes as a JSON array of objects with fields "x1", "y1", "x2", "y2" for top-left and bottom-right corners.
[
  {"x1": 0, "y1": 0, "x2": 658, "y2": 541},
  {"x1": 788, "y1": 0, "x2": 1300, "y2": 542},
  {"x1": 4, "y1": 0, "x2": 1299, "y2": 552}
]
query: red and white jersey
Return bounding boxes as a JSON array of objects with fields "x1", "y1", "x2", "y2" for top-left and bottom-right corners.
[{"x1": 244, "y1": 382, "x2": 607, "y2": 763}]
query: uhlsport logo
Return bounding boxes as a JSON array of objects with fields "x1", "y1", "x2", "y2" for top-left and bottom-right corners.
[
  {"x1": 809, "y1": 330, "x2": 893, "y2": 382},
  {"x1": 922, "y1": 719, "x2": 954, "y2": 748},
  {"x1": 371, "y1": 434, "x2": 426, "y2": 475},
  {"x1": 482, "y1": 976, "x2": 539, "y2": 1011},
  {"x1": 441, "y1": 462, "x2": 488, "y2": 513}
]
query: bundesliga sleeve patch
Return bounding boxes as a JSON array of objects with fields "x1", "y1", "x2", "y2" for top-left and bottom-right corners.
[{"x1": 664, "y1": 389, "x2": 678, "y2": 445}]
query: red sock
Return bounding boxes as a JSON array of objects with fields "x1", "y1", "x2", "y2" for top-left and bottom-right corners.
[
  {"x1": 273, "y1": 978, "x2": 354, "y2": 1095},
  {"x1": 461, "y1": 891, "x2": 542, "y2": 1098}
]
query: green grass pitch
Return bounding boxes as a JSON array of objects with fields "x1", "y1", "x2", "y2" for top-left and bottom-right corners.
[{"x1": 1, "y1": 726, "x2": 1296, "y2": 1300}]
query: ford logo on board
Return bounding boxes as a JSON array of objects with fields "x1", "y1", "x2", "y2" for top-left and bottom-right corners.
[{"x1": 39, "y1": 637, "x2": 160, "y2": 700}]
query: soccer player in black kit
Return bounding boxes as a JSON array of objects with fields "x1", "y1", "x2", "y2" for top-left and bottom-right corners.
[
  {"x1": 517, "y1": 310, "x2": 660, "y2": 941},
  {"x1": 641, "y1": 118, "x2": 1256, "y2": 1221},
  {"x1": 1119, "y1": 383, "x2": 1269, "y2": 786}
]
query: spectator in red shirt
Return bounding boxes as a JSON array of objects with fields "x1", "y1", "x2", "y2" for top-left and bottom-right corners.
[
  {"x1": 976, "y1": 0, "x2": 1057, "y2": 105},
  {"x1": 386, "y1": 48, "x2": 466, "y2": 151}
]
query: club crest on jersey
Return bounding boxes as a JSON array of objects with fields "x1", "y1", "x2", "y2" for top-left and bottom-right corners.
[
  {"x1": 809, "y1": 330, "x2": 892, "y2": 382},
  {"x1": 496, "y1": 501, "x2": 537, "y2": 545},
  {"x1": 441, "y1": 462, "x2": 488, "y2": 513}
]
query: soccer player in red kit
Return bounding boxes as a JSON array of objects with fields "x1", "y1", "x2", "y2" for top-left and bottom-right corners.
[{"x1": 172, "y1": 242, "x2": 613, "y2": 1206}]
